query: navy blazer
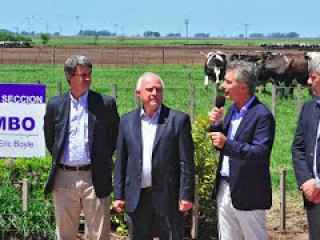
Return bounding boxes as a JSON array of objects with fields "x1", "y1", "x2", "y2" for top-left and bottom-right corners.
[
  {"x1": 113, "y1": 105, "x2": 195, "y2": 215},
  {"x1": 210, "y1": 97, "x2": 275, "y2": 210},
  {"x1": 292, "y1": 100, "x2": 320, "y2": 209},
  {"x1": 43, "y1": 90, "x2": 119, "y2": 198}
]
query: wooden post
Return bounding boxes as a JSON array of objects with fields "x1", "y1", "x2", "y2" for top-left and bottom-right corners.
[
  {"x1": 162, "y1": 48, "x2": 165, "y2": 65},
  {"x1": 56, "y1": 81, "x2": 62, "y2": 96},
  {"x1": 272, "y1": 84, "x2": 277, "y2": 118},
  {"x1": 22, "y1": 179, "x2": 28, "y2": 212},
  {"x1": 0, "y1": 48, "x2": 3, "y2": 64},
  {"x1": 51, "y1": 48, "x2": 55, "y2": 65},
  {"x1": 280, "y1": 168, "x2": 286, "y2": 231},
  {"x1": 191, "y1": 175, "x2": 199, "y2": 239},
  {"x1": 297, "y1": 84, "x2": 302, "y2": 116},
  {"x1": 212, "y1": 83, "x2": 218, "y2": 107},
  {"x1": 112, "y1": 84, "x2": 118, "y2": 102},
  {"x1": 131, "y1": 53, "x2": 134, "y2": 66},
  {"x1": 189, "y1": 84, "x2": 195, "y2": 123},
  {"x1": 135, "y1": 94, "x2": 140, "y2": 108}
]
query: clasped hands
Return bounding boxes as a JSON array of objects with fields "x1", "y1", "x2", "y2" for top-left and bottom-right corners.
[
  {"x1": 300, "y1": 179, "x2": 320, "y2": 203},
  {"x1": 113, "y1": 199, "x2": 193, "y2": 213}
]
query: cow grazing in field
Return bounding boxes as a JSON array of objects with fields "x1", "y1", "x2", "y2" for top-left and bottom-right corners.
[
  {"x1": 204, "y1": 51, "x2": 227, "y2": 88},
  {"x1": 263, "y1": 53, "x2": 310, "y2": 99}
]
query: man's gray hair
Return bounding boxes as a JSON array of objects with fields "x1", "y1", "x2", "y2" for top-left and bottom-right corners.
[
  {"x1": 226, "y1": 60, "x2": 258, "y2": 95},
  {"x1": 136, "y1": 72, "x2": 164, "y2": 91},
  {"x1": 308, "y1": 56, "x2": 320, "y2": 75},
  {"x1": 64, "y1": 55, "x2": 92, "y2": 77}
]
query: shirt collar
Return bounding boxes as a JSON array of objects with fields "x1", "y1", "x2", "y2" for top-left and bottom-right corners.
[
  {"x1": 69, "y1": 91, "x2": 89, "y2": 106},
  {"x1": 140, "y1": 106, "x2": 161, "y2": 120},
  {"x1": 232, "y1": 95, "x2": 256, "y2": 114}
]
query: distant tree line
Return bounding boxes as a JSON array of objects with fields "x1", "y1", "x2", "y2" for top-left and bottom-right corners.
[
  {"x1": 77, "y1": 29, "x2": 116, "y2": 36},
  {"x1": 249, "y1": 32, "x2": 300, "y2": 38}
]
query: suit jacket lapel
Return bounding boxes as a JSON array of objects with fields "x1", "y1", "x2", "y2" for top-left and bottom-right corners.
[
  {"x1": 153, "y1": 105, "x2": 170, "y2": 151},
  {"x1": 133, "y1": 108, "x2": 143, "y2": 162},
  {"x1": 56, "y1": 93, "x2": 70, "y2": 161},
  {"x1": 88, "y1": 91, "x2": 96, "y2": 153},
  {"x1": 311, "y1": 101, "x2": 320, "y2": 143}
]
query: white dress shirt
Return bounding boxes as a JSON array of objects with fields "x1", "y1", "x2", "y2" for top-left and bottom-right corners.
[
  {"x1": 140, "y1": 107, "x2": 160, "y2": 188},
  {"x1": 220, "y1": 96, "x2": 256, "y2": 177},
  {"x1": 61, "y1": 91, "x2": 90, "y2": 166}
]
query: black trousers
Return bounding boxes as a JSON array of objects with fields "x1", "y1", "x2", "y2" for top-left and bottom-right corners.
[
  {"x1": 127, "y1": 188, "x2": 184, "y2": 240},
  {"x1": 307, "y1": 203, "x2": 320, "y2": 240}
]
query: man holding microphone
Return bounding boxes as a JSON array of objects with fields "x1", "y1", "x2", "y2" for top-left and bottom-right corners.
[{"x1": 208, "y1": 61, "x2": 275, "y2": 240}]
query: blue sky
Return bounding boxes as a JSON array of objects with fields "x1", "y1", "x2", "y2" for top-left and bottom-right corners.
[{"x1": 2, "y1": 0, "x2": 319, "y2": 37}]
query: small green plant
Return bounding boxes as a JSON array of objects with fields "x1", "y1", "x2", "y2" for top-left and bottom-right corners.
[{"x1": 40, "y1": 33, "x2": 50, "y2": 45}]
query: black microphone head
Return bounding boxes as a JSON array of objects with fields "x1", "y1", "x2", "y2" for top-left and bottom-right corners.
[{"x1": 215, "y1": 95, "x2": 225, "y2": 108}]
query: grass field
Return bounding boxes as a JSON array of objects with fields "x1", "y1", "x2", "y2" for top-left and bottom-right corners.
[
  {"x1": 0, "y1": 63, "x2": 313, "y2": 191},
  {"x1": 29, "y1": 36, "x2": 320, "y2": 47}
]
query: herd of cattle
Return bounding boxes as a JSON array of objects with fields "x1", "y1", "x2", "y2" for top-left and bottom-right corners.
[{"x1": 203, "y1": 51, "x2": 320, "y2": 99}]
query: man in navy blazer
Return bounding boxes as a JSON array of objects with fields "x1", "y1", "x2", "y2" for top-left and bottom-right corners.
[
  {"x1": 208, "y1": 61, "x2": 275, "y2": 240},
  {"x1": 292, "y1": 56, "x2": 320, "y2": 240},
  {"x1": 113, "y1": 72, "x2": 195, "y2": 240},
  {"x1": 44, "y1": 55, "x2": 119, "y2": 239}
]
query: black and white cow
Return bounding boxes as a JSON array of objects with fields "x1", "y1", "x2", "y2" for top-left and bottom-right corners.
[{"x1": 204, "y1": 51, "x2": 227, "y2": 88}]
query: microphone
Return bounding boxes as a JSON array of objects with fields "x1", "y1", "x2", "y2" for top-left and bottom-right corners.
[
  {"x1": 207, "y1": 95, "x2": 225, "y2": 132},
  {"x1": 215, "y1": 95, "x2": 225, "y2": 109}
]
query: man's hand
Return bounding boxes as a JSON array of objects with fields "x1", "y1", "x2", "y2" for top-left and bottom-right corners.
[
  {"x1": 300, "y1": 179, "x2": 320, "y2": 203},
  {"x1": 113, "y1": 200, "x2": 125, "y2": 213},
  {"x1": 208, "y1": 132, "x2": 227, "y2": 149},
  {"x1": 208, "y1": 107, "x2": 224, "y2": 125},
  {"x1": 179, "y1": 200, "x2": 193, "y2": 212}
]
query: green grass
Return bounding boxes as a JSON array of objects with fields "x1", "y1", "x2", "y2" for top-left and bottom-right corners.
[
  {"x1": 29, "y1": 36, "x2": 320, "y2": 47},
  {"x1": 0, "y1": 63, "x2": 312, "y2": 191}
]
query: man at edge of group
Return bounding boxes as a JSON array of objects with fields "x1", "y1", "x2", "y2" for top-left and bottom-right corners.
[
  {"x1": 208, "y1": 60, "x2": 275, "y2": 240},
  {"x1": 44, "y1": 55, "x2": 119, "y2": 240},
  {"x1": 113, "y1": 72, "x2": 195, "y2": 240},
  {"x1": 292, "y1": 56, "x2": 320, "y2": 240}
]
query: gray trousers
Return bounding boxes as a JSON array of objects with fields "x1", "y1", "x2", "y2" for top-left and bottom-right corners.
[{"x1": 307, "y1": 203, "x2": 320, "y2": 240}]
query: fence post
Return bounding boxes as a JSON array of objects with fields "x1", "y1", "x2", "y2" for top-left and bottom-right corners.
[
  {"x1": 191, "y1": 175, "x2": 199, "y2": 239},
  {"x1": 272, "y1": 84, "x2": 277, "y2": 118},
  {"x1": 135, "y1": 94, "x2": 140, "y2": 108},
  {"x1": 51, "y1": 48, "x2": 55, "y2": 65},
  {"x1": 22, "y1": 179, "x2": 28, "y2": 212},
  {"x1": 189, "y1": 84, "x2": 195, "y2": 123},
  {"x1": 112, "y1": 84, "x2": 118, "y2": 102},
  {"x1": 297, "y1": 84, "x2": 302, "y2": 116},
  {"x1": 0, "y1": 48, "x2": 3, "y2": 64},
  {"x1": 280, "y1": 168, "x2": 286, "y2": 231},
  {"x1": 162, "y1": 48, "x2": 165, "y2": 65},
  {"x1": 131, "y1": 53, "x2": 134, "y2": 66},
  {"x1": 212, "y1": 83, "x2": 218, "y2": 107},
  {"x1": 56, "y1": 81, "x2": 62, "y2": 96}
]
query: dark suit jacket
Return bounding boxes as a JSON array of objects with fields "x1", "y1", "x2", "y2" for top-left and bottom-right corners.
[
  {"x1": 210, "y1": 97, "x2": 275, "y2": 210},
  {"x1": 113, "y1": 105, "x2": 195, "y2": 215},
  {"x1": 43, "y1": 90, "x2": 119, "y2": 198},
  {"x1": 292, "y1": 99, "x2": 320, "y2": 209}
]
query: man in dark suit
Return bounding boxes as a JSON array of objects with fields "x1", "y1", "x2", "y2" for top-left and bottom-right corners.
[
  {"x1": 44, "y1": 55, "x2": 119, "y2": 240},
  {"x1": 292, "y1": 56, "x2": 320, "y2": 240},
  {"x1": 113, "y1": 72, "x2": 195, "y2": 240},
  {"x1": 208, "y1": 61, "x2": 275, "y2": 240}
]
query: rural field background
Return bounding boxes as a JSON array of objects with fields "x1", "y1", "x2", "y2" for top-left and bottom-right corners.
[{"x1": 0, "y1": 38, "x2": 316, "y2": 239}]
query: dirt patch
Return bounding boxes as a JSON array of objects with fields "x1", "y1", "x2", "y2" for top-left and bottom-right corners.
[{"x1": 267, "y1": 191, "x2": 308, "y2": 240}]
